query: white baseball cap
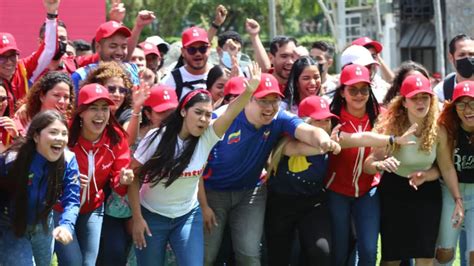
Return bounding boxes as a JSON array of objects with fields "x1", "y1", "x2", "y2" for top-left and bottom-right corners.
[{"x1": 340, "y1": 45, "x2": 379, "y2": 68}]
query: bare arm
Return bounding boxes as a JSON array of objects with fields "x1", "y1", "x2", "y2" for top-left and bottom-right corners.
[
  {"x1": 376, "y1": 54, "x2": 395, "y2": 83},
  {"x1": 126, "y1": 10, "x2": 156, "y2": 61},
  {"x1": 123, "y1": 84, "x2": 150, "y2": 146},
  {"x1": 207, "y1": 5, "x2": 227, "y2": 43},
  {"x1": 128, "y1": 159, "x2": 151, "y2": 249},
  {"x1": 283, "y1": 139, "x2": 325, "y2": 156},
  {"x1": 294, "y1": 123, "x2": 340, "y2": 154},
  {"x1": 245, "y1": 19, "x2": 271, "y2": 72}
]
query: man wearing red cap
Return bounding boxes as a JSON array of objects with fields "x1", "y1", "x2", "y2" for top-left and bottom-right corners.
[
  {"x1": 352, "y1": 36, "x2": 394, "y2": 83},
  {"x1": 0, "y1": 0, "x2": 60, "y2": 112},
  {"x1": 202, "y1": 73, "x2": 339, "y2": 266},
  {"x1": 162, "y1": 26, "x2": 211, "y2": 100}
]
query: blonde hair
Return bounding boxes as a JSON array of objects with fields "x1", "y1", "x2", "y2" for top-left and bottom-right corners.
[{"x1": 375, "y1": 95, "x2": 438, "y2": 153}]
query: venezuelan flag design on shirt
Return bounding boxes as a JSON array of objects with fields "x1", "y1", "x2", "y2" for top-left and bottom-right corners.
[{"x1": 227, "y1": 130, "x2": 241, "y2": 144}]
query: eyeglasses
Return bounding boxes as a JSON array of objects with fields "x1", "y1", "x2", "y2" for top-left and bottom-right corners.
[
  {"x1": 0, "y1": 53, "x2": 18, "y2": 64},
  {"x1": 0, "y1": 96, "x2": 10, "y2": 102},
  {"x1": 107, "y1": 85, "x2": 128, "y2": 94},
  {"x1": 346, "y1": 87, "x2": 370, "y2": 96},
  {"x1": 455, "y1": 100, "x2": 474, "y2": 111},
  {"x1": 255, "y1": 98, "x2": 281, "y2": 108},
  {"x1": 185, "y1": 45, "x2": 209, "y2": 55}
]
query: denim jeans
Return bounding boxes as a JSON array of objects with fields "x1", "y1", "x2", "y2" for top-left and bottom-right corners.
[
  {"x1": 327, "y1": 187, "x2": 379, "y2": 266},
  {"x1": 135, "y1": 205, "x2": 203, "y2": 266},
  {"x1": 0, "y1": 212, "x2": 54, "y2": 266},
  {"x1": 204, "y1": 185, "x2": 267, "y2": 266},
  {"x1": 437, "y1": 182, "x2": 474, "y2": 265},
  {"x1": 54, "y1": 204, "x2": 104, "y2": 266}
]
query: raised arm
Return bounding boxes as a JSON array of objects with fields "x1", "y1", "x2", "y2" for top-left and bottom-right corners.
[
  {"x1": 212, "y1": 62, "x2": 260, "y2": 137},
  {"x1": 126, "y1": 10, "x2": 156, "y2": 62},
  {"x1": 207, "y1": 5, "x2": 227, "y2": 43},
  {"x1": 245, "y1": 19, "x2": 271, "y2": 72}
]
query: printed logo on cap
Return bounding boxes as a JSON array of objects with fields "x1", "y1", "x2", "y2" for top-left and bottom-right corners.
[
  {"x1": 265, "y1": 77, "x2": 272, "y2": 88},
  {"x1": 192, "y1": 29, "x2": 199, "y2": 37},
  {"x1": 112, "y1": 21, "x2": 120, "y2": 28},
  {"x1": 416, "y1": 77, "x2": 423, "y2": 87},
  {"x1": 144, "y1": 43, "x2": 153, "y2": 49},
  {"x1": 2, "y1": 35, "x2": 9, "y2": 45},
  {"x1": 320, "y1": 99, "x2": 327, "y2": 108},
  {"x1": 464, "y1": 83, "x2": 471, "y2": 92},
  {"x1": 364, "y1": 37, "x2": 371, "y2": 43},
  {"x1": 163, "y1": 90, "x2": 170, "y2": 100},
  {"x1": 96, "y1": 85, "x2": 103, "y2": 93},
  {"x1": 355, "y1": 66, "x2": 362, "y2": 76}
]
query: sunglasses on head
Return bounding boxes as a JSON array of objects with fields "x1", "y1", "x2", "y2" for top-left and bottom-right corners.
[
  {"x1": 347, "y1": 87, "x2": 370, "y2": 96},
  {"x1": 0, "y1": 96, "x2": 10, "y2": 102},
  {"x1": 185, "y1": 45, "x2": 209, "y2": 55},
  {"x1": 107, "y1": 85, "x2": 128, "y2": 95}
]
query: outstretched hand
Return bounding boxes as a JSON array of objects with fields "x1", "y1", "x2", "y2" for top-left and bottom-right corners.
[
  {"x1": 109, "y1": 0, "x2": 126, "y2": 23},
  {"x1": 396, "y1": 123, "x2": 418, "y2": 146},
  {"x1": 244, "y1": 61, "x2": 261, "y2": 93},
  {"x1": 136, "y1": 10, "x2": 155, "y2": 28},
  {"x1": 245, "y1": 18, "x2": 260, "y2": 36},
  {"x1": 43, "y1": 0, "x2": 60, "y2": 14}
]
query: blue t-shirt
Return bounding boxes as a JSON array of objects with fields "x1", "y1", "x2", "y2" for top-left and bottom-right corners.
[
  {"x1": 268, "y1": 154, "x2": 328, "y2": 196},
  {"x1": 71, "y1": 62, "x2": 140, "y2": 100},
  {"x1": 203, "y1": 108, "x2": 302, "y2": 191}
]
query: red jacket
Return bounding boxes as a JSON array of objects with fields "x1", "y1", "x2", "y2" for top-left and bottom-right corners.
[
  {"x1": 325, "y1": 107, "x2": 379, "y2": 197},
  {"x1": 67, "y1": 127, "x2": 130, "y2": 214}
]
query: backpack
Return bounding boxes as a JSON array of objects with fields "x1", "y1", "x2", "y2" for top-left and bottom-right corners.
[
  {"x1": 171, "y1": 68, "x2": 206, "y2": 99},
  {"x1": 443, "y1": 73, "x2": 457, "y2": 101}
]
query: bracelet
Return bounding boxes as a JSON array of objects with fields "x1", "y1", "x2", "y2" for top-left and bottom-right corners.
[
  {"x1": 389, "y1": 135, "x2": 395, "y2": 146},
  {"x1": 211, "y1": 22, "x2": 220, "y2": 30},
  {"x1": 131, "y1": 111, "x2": 141, "y2": 117},
  {"x1": 454, "y1": 197, "x2": 463, "y2": 203},
  {"x1": 47, "y1": 13, "x2": 58, "y2": 19}
]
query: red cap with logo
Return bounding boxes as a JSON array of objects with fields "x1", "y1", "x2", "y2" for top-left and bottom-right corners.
[
  {"x1": 253, "y1": 73, "x2": 285, "y2": 99},
  {"x1": 224, "y1": 77, "x2": 246, "y2": 96},
  {"x1": 452, "y1": 81, "x2": 474, "y2": 102},
  {"x1": 400, "y1": 74, "x2": 433, "y2": 98},
  {"x1": 299, "y1": 96, "x2": 339, "y2": 120},
  {"x1": 139, "y1": 41, "x2": 160, "y2": 57},
  {"x1": 352, "y1": 37, "x2": 383, "y2": 53},
  {"x1": 95, "y1": 21, "x2": 132, "y2": 43},
  {"x1": 0, "y1": 33, "x2": 20, "y2": 55},
  {"x1": 340, "y1": 64, "x2": 371, "y2": 86},
  {"x1": 144, "y1": 85, "x2": 179, "y2": 112},
  {"x1": 78, "y1": 83, "x2": 115, "y2": 107},
  {"x1": 182, "y1": 26, "x2": 209, "y2": 47}
]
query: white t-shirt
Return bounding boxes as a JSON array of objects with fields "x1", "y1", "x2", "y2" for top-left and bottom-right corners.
[
  {"x1": 134, "y1": 125, "x2": 220, "y2": 218},
  {"x1": 161, "y1": 66, "x2": 209, "y2": 100}
]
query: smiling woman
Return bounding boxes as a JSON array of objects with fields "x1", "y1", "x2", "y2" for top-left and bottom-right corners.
[{"x1": 0, "y1": 110, "x2": 80, "y2": 266}]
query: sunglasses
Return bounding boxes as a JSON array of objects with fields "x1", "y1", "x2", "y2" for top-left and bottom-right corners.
[
  {"x1": 255, "y1": 97, "x2": 281, "y2": 108},
  {"x1": 455, "y1": 100, "x2": 474, "y2": 111},
  {"x1": 0, "y1": 53, "x2": 18, "y2": 64},
  {"x1": 185, "y1": 45, "x2": 209, "y2": 55},
  {"x1": 0, "y1": 96, "x2": 10, "y2": 102},
  {"x1": 107, "y1": 85, "x2": 128, "y2": 95},
  {"x1": 346, "y1": 87, "x2": 370, "y2": 96}
]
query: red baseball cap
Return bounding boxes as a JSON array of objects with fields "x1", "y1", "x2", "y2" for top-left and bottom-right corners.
[
  {"x1": 144, "y1": 85, "x2": 178, "y2": 113},
  {"x1": 299, "y1": 96, "x2": 339, "y2": 120},
  {"x1": 352, "y1": 37, "x2": 383, "y2": 53},
  {"x1": 139, "y1": 41, "x2": 160, "y2": 57},
  {"x1": 253, "y1": 73, "x2": 284, "y2": 99},
  {"x1": 224, "y1": 77, "x2": 246, "y2": 96},
  {"x1": 182, "y1": 26, "x2": 209, "y2": 47},
  {"x1": 95, "y1": 21, "x2": 132, "y2": 43},
  {"x1": 452, "y1": 81, "x2": 474, "y2": 102},
  {"x1": 78, "y1": 83, "x2": 115, "y2": 107},
  {"x1": 340, "y1": 64, "x2": 371, "y2": 86},
  {"x1": 400, "y1": 74, "x2": 434, "y2": 98},
  {"x1": 0, "y1": 33, "x2": 20, "y2": 55}
]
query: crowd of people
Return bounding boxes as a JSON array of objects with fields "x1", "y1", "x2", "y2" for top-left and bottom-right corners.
[{"x1": 0, "y1": 1, "x2": 473, "y2": 266}]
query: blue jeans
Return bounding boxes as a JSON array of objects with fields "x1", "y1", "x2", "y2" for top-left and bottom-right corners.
[
  {"x1": 204, "y1": 185, "x2": 267, "y2": 266},
  {"x1": 54, "y1": 204, "x2": 104, "y2": 266},
  {"x1": 135, "y1": 205, "x2": 203, "y2": 266},
  {"x1": 0, "y1": 212, "x2": 54, "y2": 266},
  {"x1": 327, "y1": 187, "x2": 379, "y2": 266}
]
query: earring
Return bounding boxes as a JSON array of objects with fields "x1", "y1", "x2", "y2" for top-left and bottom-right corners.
[{"x1": 79, "y1": 119, "x2": 83, "y2": 127}]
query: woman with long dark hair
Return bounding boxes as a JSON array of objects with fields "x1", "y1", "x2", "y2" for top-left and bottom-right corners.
[
  {"x1": 0, "y1": 80, "x2": 18, "y2": 152},
  {"x1": 0, "y1": 110, "x2": 80, "y2": 265},
  {"x1": 129, "y1": 63, "x2": 261, "y2": 266},
  {"x1": 54, "y1": 83, "x2": 133, "y2": 266}
]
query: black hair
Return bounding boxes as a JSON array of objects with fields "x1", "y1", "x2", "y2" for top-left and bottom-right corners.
[
  {"x1": 138, "y1": 91, "x2": 212, "y2": 187},
  {"x1": 39, "y1": 20, "x2": 67, "y2": 39},
  {"x1": 311, "y1": 41, "x2": 335, "y2": 59},
  {"x1": 449, "y1": 34, "x2": 472, "y2": 55},
  {"x1": 283, "y1": 56, "x2": 319, "y2": 107},
  {"x1": 174, "y1": 55, "x2": 185, "y2": 70},
  {"x1": 73, "y1": 39, "x2": 92, "y2": 53},
  {"x1": 270, "y1": 36, "x2": 297, "y2": 56},
  {"x1": 206, "y1": 65, "x2": 226, "y2": 90},
  {"x1": 9, "y1": 110, "x2": 67, "y2": 237},
  {"x1": 383, "y1": 61, "x2": 430, "y2": 105},
  {"x1": 330, "y1": 84, "x2": 380, "y2": 128},
  {"x1": 217, "y1": 31, "x2": 243, "y2": 48}
]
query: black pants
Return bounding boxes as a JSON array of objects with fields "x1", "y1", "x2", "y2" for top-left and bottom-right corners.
[{"x1": 265, "y1": 191, "x2": 332, "y2": 266}]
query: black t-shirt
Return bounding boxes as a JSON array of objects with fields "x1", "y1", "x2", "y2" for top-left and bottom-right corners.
[{"x1": 454, "y1": 127, "x2": 474, "y2": 183}]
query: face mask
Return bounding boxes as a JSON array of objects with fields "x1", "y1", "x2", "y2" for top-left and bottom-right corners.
[
  {"x1": 455, "y1": 57, "x2": 474, "y2": 79},
  {"x1": 53, "y1": 41, "x2": 67, "y2": 60},
  {"x1": 221, "y1": 51, "x2": 241, "y2": 69}
]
